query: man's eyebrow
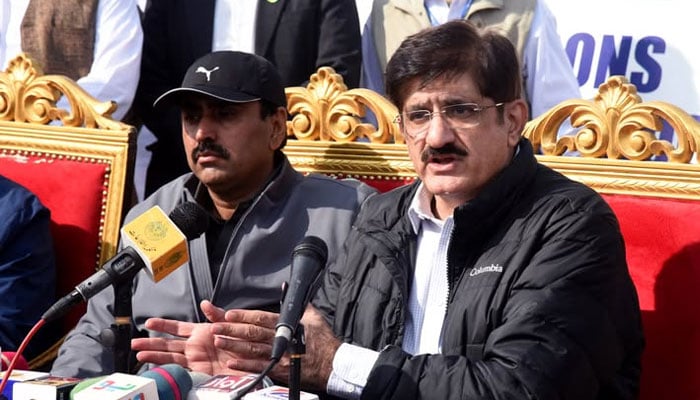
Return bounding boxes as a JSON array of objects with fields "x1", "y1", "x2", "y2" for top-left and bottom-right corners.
[{"x1": 404, "y1": 101, "x2": 431, "y2": 112}]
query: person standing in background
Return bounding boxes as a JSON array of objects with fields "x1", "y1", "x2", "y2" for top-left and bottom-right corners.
[
  {"x1": 362, "y1": 0, "x2": 580, "y2": 119},
  {"x1": 0, "y1": 0, "x2": 143, "y2": 122},
  {"x1": 132, "y1": 0, "x2": 362, "y2": 198}
]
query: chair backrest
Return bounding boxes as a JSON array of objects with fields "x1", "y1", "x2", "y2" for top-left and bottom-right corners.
[
  {"x1": 523, "y1": 77, "x2": 700, "y2": 400},
  {"x1": 0, "y1": 54, "x2": 135, "y2": 368},
  {"x1": 284, "y1": 68, "x2": 700, "y2": 400},
  {"x1": 283, "y1": 67, "x2": 415, "y2": 191}
]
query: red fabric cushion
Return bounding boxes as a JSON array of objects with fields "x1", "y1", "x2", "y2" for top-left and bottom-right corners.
[
  {"x1": 334, "y1": 173, "x2": 416, "y2": 193},
  {"x1": 602, "y1": 194, "x2": 700, "y2": 400},
  {"x1": 0, "y1": 153, "x2": 108, "y2": 333}
]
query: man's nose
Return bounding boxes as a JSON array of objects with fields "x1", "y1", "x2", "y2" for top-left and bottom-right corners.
[
  {"x1": 424, "y1": 111, "x2": 455, "y2": 147},
  {"x1": 193, "y1": 115, "x2": 217, "y2": 141}
]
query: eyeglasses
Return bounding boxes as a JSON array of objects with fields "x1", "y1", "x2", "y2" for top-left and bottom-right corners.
[{"x1": 395, "y1": 102, "x2": 505, "y2": 140}]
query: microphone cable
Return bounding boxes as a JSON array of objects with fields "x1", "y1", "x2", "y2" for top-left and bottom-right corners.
[
  {"x1": 0, "y1": 318, "x2": 46, "y2": 394},
  {"x1": 231, "y1": 359, "x2": 276, "y2": 400}
]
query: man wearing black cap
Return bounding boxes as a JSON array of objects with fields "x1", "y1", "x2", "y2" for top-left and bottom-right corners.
[{"x1": 51, "y1": 51, "x2": 376, "y2": 377}]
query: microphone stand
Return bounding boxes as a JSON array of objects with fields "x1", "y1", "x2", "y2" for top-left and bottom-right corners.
[
  {"x1": 288, "y1": 324, "x2": 305, "y2": 400},
  {"x1": 111, "y1": 280, "x2": 134, "y2": 373}
]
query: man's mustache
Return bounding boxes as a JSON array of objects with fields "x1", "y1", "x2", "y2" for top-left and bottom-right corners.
[
  {"x1": 191, "y1": 140, "x2": 230, "y2": 162},
  {"x1": 420, "y1": 144, "x2": 468, "y2": 163}
]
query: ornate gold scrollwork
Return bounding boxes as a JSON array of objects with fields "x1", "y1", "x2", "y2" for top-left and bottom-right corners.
[
  {"x1": 522, "y1": 76, "x2": 700, "y2": 163},
  {"x1": 285, "y1": 67, "x2": 404, "y2": 143},
  {"x1": 0, "y1": 53, "x2": 127, "y2": 130}
]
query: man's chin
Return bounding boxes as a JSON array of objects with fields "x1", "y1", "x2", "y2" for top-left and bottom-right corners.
[
  {"x1": 423, "y1": 176, "x2": 472, "y2": 197},
  {"x1": 193, "y1": 168, "x2": 229, "y2": 185}
]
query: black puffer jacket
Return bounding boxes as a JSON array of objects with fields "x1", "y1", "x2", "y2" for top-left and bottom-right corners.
[{"x1": 313, "y1": 139, "x2": 644, "y2": 399}]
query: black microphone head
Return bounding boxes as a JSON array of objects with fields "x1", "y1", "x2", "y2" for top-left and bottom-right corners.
[
  {"x1": 168, "y1": 202, "x2": 210, "y2": 240},
  {"x1": 293, "y1": 235, "x2": 328, "y2": 264}
]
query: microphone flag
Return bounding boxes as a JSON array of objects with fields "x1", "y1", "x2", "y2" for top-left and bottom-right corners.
[
  {"x1": 120, "y1": 205, "x2": 189, "y2": 282},
  {"x1": 71, "y1": 373, "x2": 158, "y2": 400}
]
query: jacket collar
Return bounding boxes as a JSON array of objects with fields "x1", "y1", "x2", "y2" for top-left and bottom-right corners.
[
  {"x1": 182, "y1": 152, "x2": 303, "y2": 216},
  {"x1": 448, "y1": 138, "x2": 538, "y2": 266}
]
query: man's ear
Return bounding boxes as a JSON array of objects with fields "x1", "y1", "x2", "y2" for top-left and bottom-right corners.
[
  {"x1": 269, "y1": 107, "x2": 287, "y2": 150},
  {"x1": 505, "y1": 99, "x2": 528, "y2": 146}
]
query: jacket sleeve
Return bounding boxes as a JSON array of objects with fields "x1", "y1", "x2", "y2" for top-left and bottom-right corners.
[
  {"x1": 50, "y1": 280, "x2": 120, "y2": 377},
  {"x1": 313, "y1": 226, "x2": 357, "y2": 328},
  {"x1": 362, "y1": 201, "x2": 643, "y2": 399},
  {"x1": 0, "y1": 195, "x2": 56, "y2": 358}
]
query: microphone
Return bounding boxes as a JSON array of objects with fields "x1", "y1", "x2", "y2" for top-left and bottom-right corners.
[
  {"x1": 42, "y1": 202, "x2": 209, "y2": 323},
  {"x1": 1, "y1": 369, "x2": 51, "y2": 400},
  {"x1": 270, "y1": 236, "x2": 328, "y2": 361},
  {"x1": 69, "y1": 372, "x2": 159, "y2": 400},
  {"x1": 187, "y1": 374, "x2": 266, "y2": 400},
  {"x1": 68, "y1": 366, "x2": 211, "y2": 400},
  {"x1": 243, "y1": 385, "x2": 320, "y2": 399},
  {"x1": 1, "y1": 351, "x2": 28, "y2": 371},
  {"x1": 69, "y1": 376, "x2": 104, "y2": 400},
  {"x1": 12, "y1": 376, "x2": 81, "y2": 400},
  {"x1": 139, "y1": 364, "x2": 210, "y2": 400}
]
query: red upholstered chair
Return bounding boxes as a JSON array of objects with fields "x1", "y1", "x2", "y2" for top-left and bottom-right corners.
[
  {"x1": 286, "y1": 68, "x2": 700, "y2": 398},
  {"x1": 523, "y1": 77, "x2": 700, "y2": 400},
  {"x1": 0, "y1": 54, "x2": 135, "y2": 369}
]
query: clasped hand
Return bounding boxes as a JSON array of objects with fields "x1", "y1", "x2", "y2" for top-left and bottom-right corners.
[{"x1": 131, "y1": 300, "x2": 340, "y2": 391}]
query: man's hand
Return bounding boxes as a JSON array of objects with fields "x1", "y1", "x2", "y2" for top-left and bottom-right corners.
[
  {"x1": 215, "y1": 305, "x2": 341, "y2": 392},
  {"x1": 131, "y1": 300, "x2": 241, "y2": 375}
]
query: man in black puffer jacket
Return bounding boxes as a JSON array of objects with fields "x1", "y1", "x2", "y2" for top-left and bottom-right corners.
[
  {"x1": 307, "y1": 20, "x2": 643, "y2": 399},
  {"x1": 131, "y1": 20, "x2": 644, "y2": 400}
]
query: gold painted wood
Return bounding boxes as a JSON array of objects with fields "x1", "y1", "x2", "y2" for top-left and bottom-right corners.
[
  {"x1": 522, "y1": 76, "x2": 700, "y2": 162},
  {"x1": 0, "y1": 53, "x2": 130, "y2": 130},
  {"x1": 286, "y1": 66, "x2": 403, "y2": 144},
  {"x1": 284, "y1": 67, "x2": 411, "y2": 181},
  {"x1": 285, "y1": 68, "x2": 700, "y2": 200},
  {"x1": 523, "y1": 75, "x2": 700, "y2": 200},
  {"x1": 282, "y1": 140, "x2": 416, "y2": 181}
]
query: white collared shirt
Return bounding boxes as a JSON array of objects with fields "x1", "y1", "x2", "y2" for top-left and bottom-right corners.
[
  {"x1": 403, "y1": 183, "x2": 453, "y2": 355},
  {"x1": 327, "y1": 183, "x2": 452, "y2": 398},
  {"x1": 212, "y1": 0, "x2": 258, "y2": 54}
]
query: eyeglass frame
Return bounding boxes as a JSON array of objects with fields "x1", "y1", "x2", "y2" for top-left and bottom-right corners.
[{"x1": 394, "y1": 102, "x2": 506, "y2": 140}]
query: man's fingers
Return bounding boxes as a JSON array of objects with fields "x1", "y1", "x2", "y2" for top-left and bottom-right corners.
[
  {"x1": 135, "y1": 350, "x2": 188, "y2": 367},
  {"x1": 226, "y1": 358, "x2": 273, "y2": 376},
  {"x1": 131, "y1": 337, "x2": 186, "y2": 353},
  {"x1": 201, "y1": 300, "x2": 226, "y2": 323},
  {"x1": 224, "y1": 309, "x2": 278, "y2": 329},
  {"x1": 211, "y1": 321, "x2": 275, "y2": 343},
  {"x1": 144, "y1": 317, "x2": 197, "y2": 337},
  {"x1": 213, "y1": 335, "x2": 272, "y2": 360}
]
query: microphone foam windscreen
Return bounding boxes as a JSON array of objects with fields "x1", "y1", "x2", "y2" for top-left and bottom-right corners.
[
  {"x1": 293, "y1": 235, "x2": 328, "y2": 263},
  {"x1": 168, "y1": 202, "x2": 210, "y2": 240},
  {"x1": 140, "y1": 364, "x2": 193, "y2": 400},
  {"x1": 0, "y1": 351, "x2": 28, "y2": 370}
]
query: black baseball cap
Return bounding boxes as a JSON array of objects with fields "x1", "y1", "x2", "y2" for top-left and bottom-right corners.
[{"x1": 154, "y1": 51, "x2": 286, "y2": 108}]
